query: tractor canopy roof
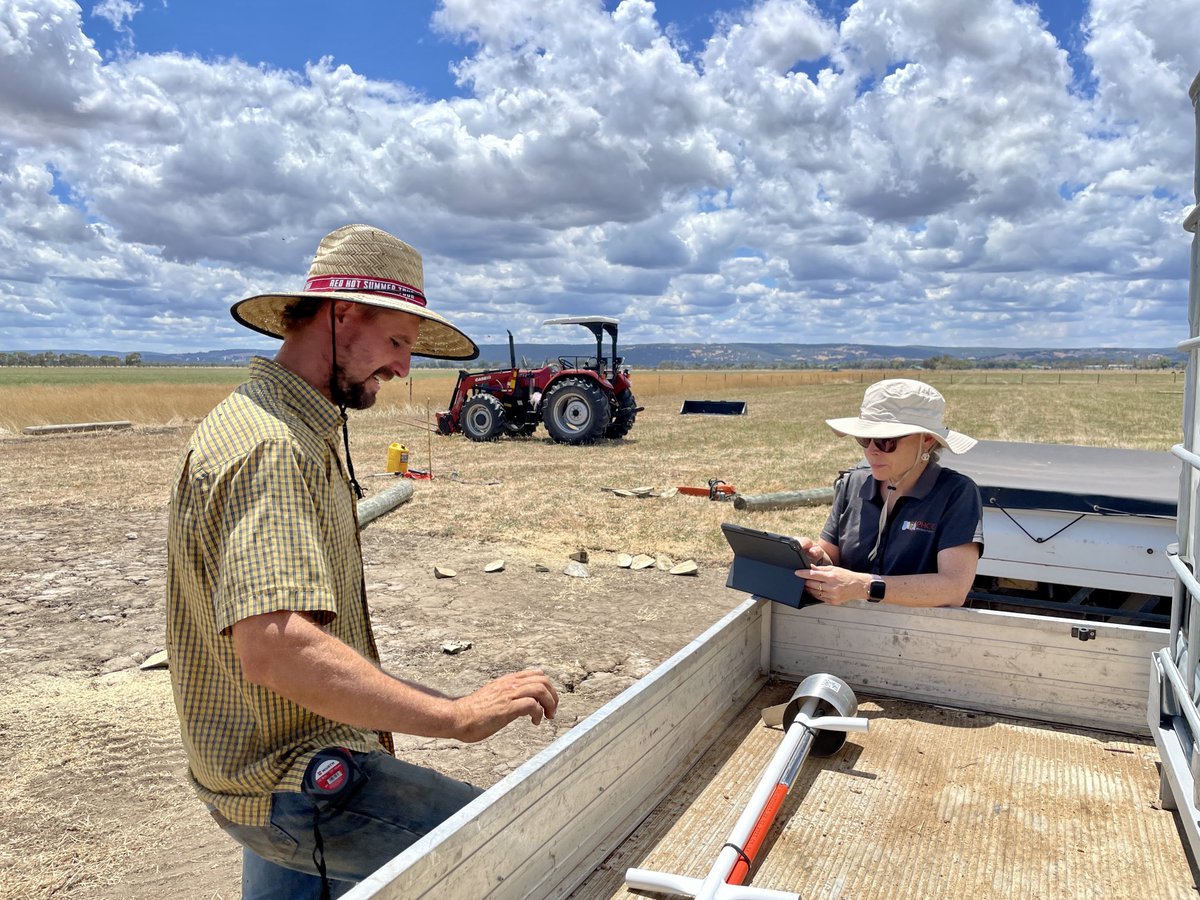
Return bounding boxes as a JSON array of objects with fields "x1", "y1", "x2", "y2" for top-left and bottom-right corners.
[{"x1": 542, "y1": 316, "x2": 619, "y2": 339}]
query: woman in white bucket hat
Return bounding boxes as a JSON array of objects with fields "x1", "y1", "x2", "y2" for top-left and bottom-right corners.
[{"x1": 796, "y1": 379, "x2": 984, "y2": 608}]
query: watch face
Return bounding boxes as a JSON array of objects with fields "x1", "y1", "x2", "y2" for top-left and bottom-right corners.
[{"x1": 869, "y1": 579, "x2": 885, "y2": 601}]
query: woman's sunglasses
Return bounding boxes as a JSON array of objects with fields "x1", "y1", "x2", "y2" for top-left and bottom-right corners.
[{"x1": 855, "y1": 436, "x2": 900, "y2": 453}]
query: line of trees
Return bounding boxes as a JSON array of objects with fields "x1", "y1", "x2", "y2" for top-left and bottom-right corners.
[
  {"x1": 0, "y1": 351, "x2": 142, "y2": 367},
  {"x1": 0, "y1": 349, "x2": 1179, "y2": 371},
  {"x1": 920, "y1": 353, "x2": 1177, "y2": 370}
]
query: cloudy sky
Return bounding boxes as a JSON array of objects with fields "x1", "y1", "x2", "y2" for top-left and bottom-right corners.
[{"x1": 1, "y1": 0, "x2": 1197, "y2": 354}]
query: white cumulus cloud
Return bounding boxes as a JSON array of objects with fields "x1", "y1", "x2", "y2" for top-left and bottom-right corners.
[{"x1": 0, "y1": 0, "x2": 1197, "y2": 354}]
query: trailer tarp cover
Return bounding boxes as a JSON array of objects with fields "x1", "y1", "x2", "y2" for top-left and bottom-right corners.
[{"x1": 951, "y1": 440, "x2": 1178, "y2": 518}]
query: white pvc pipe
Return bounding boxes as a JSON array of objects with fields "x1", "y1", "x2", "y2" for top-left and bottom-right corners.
[{"x1": 794, "y1": 713, "x2": 870, "y2": 734}]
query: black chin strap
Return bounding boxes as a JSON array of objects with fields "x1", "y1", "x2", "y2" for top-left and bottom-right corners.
[
  {"x1": 341, "y1": 415, "x2": 364, "y2": 500},
  {"x1": 329, "y1": 303, "x2": 364, "y2": 500}
]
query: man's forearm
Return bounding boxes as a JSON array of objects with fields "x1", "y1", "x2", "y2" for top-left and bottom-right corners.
[{"x1": 234, "y1": 611, "x2": 463, "y2": 738}]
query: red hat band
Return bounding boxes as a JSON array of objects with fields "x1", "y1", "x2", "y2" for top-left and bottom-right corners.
[{"x1": 304, "y1": 274, "x2": 427, "y2": 308}]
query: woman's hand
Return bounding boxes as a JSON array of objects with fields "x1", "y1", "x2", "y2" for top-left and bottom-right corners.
[
  {"x1": 798, "y1": 543, "x2": 980, "y2": 608},
  {"x1": 797, "y1": 536, "x2": 832, "y2": 567},
  {"x1": 800, "y1": 564, "x2": 868, "y2": 606},
  {"x1": 792, "y1": 536, "x2": 861, "y2": 604}
]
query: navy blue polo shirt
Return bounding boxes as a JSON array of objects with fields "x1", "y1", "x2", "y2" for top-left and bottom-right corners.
[{"x1": 820, "y1": 462, "x2": 984, "y2": 577}]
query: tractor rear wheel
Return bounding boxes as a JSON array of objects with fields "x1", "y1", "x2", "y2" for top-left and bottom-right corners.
[
  {"x1": 461, "y1": 394, "x2": 507, "y2": 441},
  {"x1": 541, "y1": 377, "x2": 609, "y2": 444},
  {"x1": 605, "y1": 388, "x2": 638, "y2": 439}
]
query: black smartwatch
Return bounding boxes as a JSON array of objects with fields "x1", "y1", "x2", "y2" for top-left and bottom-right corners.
[{"x1": 868, "y1": 578, "x2": 886, "y2": 603}]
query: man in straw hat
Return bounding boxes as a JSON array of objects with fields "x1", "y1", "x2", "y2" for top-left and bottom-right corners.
[
  {"x1": 794, "y1": 378, "x2": 983, "y2": 608},
  {"x1": 167, "y1": 224, "x2": 559, "y2": 898}
]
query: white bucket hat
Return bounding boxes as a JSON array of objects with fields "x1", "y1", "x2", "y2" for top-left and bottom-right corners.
[
  {"x1": 825, "y1": 378, "x2": 977, "y2": 454},
  {"x1": 231, "y1": 224, "x2": 479, "y2": 360}
]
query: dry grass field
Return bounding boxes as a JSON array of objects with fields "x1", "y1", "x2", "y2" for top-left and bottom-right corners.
[
  {"x1": 0, "y1": 366, "x2": 1183, "y2": 560},
  {"x1": 0, "y1": 365, "x2": 1186, "y2": 898}
]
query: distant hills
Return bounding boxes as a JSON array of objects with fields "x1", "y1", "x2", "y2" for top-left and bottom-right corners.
[{"x1": 1, "y1": 342, "x2": 1185, "y2": 369}]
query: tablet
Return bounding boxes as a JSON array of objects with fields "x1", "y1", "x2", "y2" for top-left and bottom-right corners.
[{"x1": 721, "y1": 522, "x2": 816, "y2": 608}]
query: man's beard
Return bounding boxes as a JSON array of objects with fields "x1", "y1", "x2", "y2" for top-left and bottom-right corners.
[{"x1": 331, "y1": 365, "x2": 379, "y2": 410}]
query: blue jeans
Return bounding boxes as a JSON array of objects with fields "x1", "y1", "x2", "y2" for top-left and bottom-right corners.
[{"x1": 216, "y1": 750, "x2": 482, "y2": 900}]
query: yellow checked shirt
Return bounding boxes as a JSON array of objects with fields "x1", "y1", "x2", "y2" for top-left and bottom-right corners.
[{"x1": 166, "y1": 357, "x2": 390, "y2": 826}]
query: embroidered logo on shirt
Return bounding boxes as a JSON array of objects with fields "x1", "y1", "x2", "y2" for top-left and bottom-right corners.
[{"x1": 901, "y1": 519, "x2": 935, "y2": 533}]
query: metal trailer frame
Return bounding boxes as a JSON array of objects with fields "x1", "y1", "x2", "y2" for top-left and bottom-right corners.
[{"x1": 1150, "y1": 68, "x2": 1200, "y2": 862}]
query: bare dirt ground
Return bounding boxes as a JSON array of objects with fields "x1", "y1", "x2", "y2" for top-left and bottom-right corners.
[{"x1": 0, "y1": 427, "x2": 737, "y2": 899}]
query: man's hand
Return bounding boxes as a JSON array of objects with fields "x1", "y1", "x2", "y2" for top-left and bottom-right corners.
[{"x1": 449, "y1": 668, "x2": 560, "y2": 744}]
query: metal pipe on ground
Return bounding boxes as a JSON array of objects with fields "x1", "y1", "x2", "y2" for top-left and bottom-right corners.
[
  {"x1": 357, "y1": 480, "x2": 415, "y2": 529},
  {"x1": 732, "y1": 487, "x2": 834, "y2": 512}
]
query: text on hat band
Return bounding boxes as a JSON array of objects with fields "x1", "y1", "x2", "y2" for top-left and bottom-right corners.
[{"x1": 304, "y1": 274, "x2": 427, "y2": 308}]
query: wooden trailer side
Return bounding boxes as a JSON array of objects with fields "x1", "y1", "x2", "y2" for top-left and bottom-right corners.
[
  {"x1": 348, "y1": 598, "x2": 766, "y2": 900},
  {"x1": 770, "y1": 602, "x2": 1162, "y2": 735}
]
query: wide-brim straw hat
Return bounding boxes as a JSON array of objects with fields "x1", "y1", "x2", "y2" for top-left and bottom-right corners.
[
  {"x1": 825, "y1": 378, "x2": 977, "y2": 454},
  {"x1": 231, "y1": 224, "x2": 479, "y2": 360}
]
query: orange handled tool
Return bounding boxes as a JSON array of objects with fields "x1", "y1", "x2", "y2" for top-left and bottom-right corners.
[{"x1": 678, "y1": 479, "x2": 736, "y2": 499}]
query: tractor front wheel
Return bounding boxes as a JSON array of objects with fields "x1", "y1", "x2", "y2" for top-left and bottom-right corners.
[
  {"x1": 461, "y1": 394, "x2": 507, "y2": 441},
  {"x1": 605, "y1": 388, "x2": 638, "y2": 439},
  {"x1": 541, "y1": 378, "x2": 609, "y2": 445}
]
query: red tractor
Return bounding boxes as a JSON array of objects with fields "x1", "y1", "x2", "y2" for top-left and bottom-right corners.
[{"x1": 436, "y1": 317, "x2": 640, "y2": 444}]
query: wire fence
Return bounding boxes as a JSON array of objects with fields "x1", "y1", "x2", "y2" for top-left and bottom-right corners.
[{"x1": 620, "y1": 368, "x2": 1183, "y2": 397}]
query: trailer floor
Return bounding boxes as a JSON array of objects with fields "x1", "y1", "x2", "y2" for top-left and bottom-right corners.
[{"x1": 573, "y1": 682, "x2": 1198, "y2": 899}]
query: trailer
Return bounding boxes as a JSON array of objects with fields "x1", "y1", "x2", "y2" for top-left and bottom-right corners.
[{"x1": 346, "y1": 589, "x2": 1190, "y2": 898}]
